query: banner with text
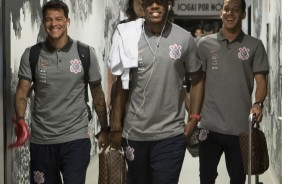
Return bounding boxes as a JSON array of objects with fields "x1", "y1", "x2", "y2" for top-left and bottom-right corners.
[{"x1": 173, "y1": 0, "x2": 223, "y2": 16}]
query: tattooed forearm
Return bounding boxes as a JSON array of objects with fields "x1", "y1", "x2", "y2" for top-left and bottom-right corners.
[
  {"x1": 15, "y1": 97, "x2": 28, "y2": 118},
  {"x1": 90, "y1": 83, "x2": 108, "y2": 128},
  {"x1": 15, "y1": 79, "x2": 31, "y2": 118}
]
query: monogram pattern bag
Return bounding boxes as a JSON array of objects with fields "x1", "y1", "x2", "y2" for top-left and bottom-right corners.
[
  {"x1": 98, "y1": 146, "x2": 127, "y2": 184},
  {"x1": 186, "y1": 128, "x2": 200, "y2": 157},
  {"x1": 239, "y1": 119, "x2": 269, "y2": 175},
  {"x1": 186, "y1": 128, "x2": 209, "y2": 157}
]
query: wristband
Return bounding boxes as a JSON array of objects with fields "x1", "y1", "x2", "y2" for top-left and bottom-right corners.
[
  {"x1": 111, "y1": 128, "x2": 122, "y2": 133},
  {"x1": 100, "y1": 126, "x2": 110, "y2": 132},
  {"x1": 253, "y1": 101, "x2": 264, "y2": 109},
  {"x1": 189, "y1": 114, "x2": 201, "y2": 121},
  {"x1": 17, "y1": 116, "x2": 25, "y2": 120}
]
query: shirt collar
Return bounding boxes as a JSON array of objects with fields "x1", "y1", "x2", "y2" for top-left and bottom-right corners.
[
  {"x1": 44, "y1": 37, "x2": 73, "y2": 52},
  {"x1": 217, "y1": 29, "x2": 245, "y2": 43},
  {"x1": 144, "y1": 21, "x2": 172, "y2": 38}
]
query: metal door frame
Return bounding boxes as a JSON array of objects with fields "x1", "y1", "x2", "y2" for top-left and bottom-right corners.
[{"x1": 0, "y1": 0, "x2": 5, "y2": 183}]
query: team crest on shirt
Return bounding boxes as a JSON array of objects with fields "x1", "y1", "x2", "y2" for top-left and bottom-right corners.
[
  {"x1": 70, "y1": 59, "x2": 82, "y2": 74},
  {"x1": 169, "y1": 44, "x2": 182, "y2": 60},
  {"x1": 238, "y1": 47, "x2": 250, "y2": 60},
  {"x1": 199, "y1": 129, "x2": 209, "y2": 141}
]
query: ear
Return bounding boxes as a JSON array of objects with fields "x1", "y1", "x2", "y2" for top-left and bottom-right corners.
[
  {"x1": 220, "y1": 9, "x2": 223, "y2": 19},
  {"x1": 242, "y1": 11, "x2": 246, "y2": 19},
  {"x1": 168, "y1": 1, "x2": 172, "y2": 11},
  {"x1": 140, "y1": 0, "x2": 145, "y2": 12},
  {"x1": 67, "y1": 18, "x2": 70, "y2": 26}
]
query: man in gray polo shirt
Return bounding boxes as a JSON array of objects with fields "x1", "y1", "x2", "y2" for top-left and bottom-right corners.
[
  {"x1": 197, "y1": 0, "x2": 269, "y2": 183},
  {"x1": 109, "y1": 0, "x2": 204, "y2": 183},
  {"x1": 14, "y1": 1, "x2": 108, "y2": 184}
]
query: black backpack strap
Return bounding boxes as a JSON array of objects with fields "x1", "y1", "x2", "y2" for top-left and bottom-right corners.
[
  {"x1": 77, "y1": 41, "x2": 90, "y2": 102},
  {"x1": 29, "y1": 42, "x2": 42, "y2": 86}
]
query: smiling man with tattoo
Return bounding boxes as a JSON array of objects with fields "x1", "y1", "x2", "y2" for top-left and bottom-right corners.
[{"x1": 13, "y1": 1, "x2": 108, "y2": 183}]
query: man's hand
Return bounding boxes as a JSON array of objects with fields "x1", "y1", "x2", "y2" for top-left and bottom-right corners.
[
  {"x1": 184, "y1": 118, "x2": 198, "y2": 139},
  {"x1": 250, "y1": 104, "x2": 263, "y2": 123},
  {"x1": 109, "y1": 131, "x2": 122, "y2": 149},
  {"x1": 96, "y1": 131, "x2": 109, "y2": 150},
  {"x1": 8, "y1": 117, "x2": 30, "y2": 148}
]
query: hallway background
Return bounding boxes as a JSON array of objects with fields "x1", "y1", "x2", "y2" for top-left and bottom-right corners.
[{"x1": 1, "y1": 0, "x2": 281, "y2": 183}]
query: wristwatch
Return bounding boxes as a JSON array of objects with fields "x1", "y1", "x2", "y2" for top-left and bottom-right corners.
[{"x1": 253, "y1": 101, "x2": 264, "y2": 108}]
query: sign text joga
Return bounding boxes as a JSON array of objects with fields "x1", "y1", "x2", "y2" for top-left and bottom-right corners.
[{"x1": 173, "y1": 0, "x2": 223, "y2": 16}]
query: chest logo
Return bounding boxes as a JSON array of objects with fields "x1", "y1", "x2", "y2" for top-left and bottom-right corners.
[
  {"x1": 70, "y1": 59, "x2": 82, "y2": 74},
  {"x1": 169, "y1": 44, "x2": 182, "y2": 60},
  {"x1": 238, "y1": 47, "x2": 250, "y2": 60}
]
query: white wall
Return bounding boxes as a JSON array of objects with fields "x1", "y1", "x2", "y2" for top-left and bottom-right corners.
[{"x1": 251, "y1": 0, "x2": 282, "y2": 183}]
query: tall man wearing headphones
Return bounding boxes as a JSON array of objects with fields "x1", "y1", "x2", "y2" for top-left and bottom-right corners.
[{"x1": 109, "y1": 0, "x2": 204, "y2": 183}]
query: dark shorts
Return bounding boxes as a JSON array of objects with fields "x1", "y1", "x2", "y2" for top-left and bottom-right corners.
[
  {"x1": 199, "y1": 131, "x2": 246, "y2": 184},
  {"x1": 30, "y1": 138, "x2": 91, "y2": 184},
  {"x1": 122, "y1": 134, "x2": 186, "y2": 184}
]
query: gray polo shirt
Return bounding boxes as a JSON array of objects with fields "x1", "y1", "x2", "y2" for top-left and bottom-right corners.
[
  {"x1": 18, "y1": 38, "x2": 101, "y2": 144},
  {"x1": 122, "y1": 22, "x2": 202, "y2": 141},
  {"x1": 198, "y1": 30, "x2": 269, "y2": 135}
]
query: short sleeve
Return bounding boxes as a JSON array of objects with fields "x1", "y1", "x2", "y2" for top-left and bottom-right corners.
[
  {"x1": 253, "y1": 40, "x2": 269, "y2": 74},
  {"x1": 185, "y1": 34, "x2": 202, "y2": 73},
  {"x1": 88, "y1": 46, "x2": 102, "y2": 84},
  {"x1": 18, "y1": 47, "x2": 32, "y2": 81},
  {"x1": 197, "y1": 37, "x2": 208, "y2": 72}
]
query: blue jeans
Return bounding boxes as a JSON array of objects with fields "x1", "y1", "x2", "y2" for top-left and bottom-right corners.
[
  {"x1": 122, "y1": 134, "x2": 186, "y2": 184},
  {"x1": 30, "y1": 138, "x2": 91, "y2": 184},
  {"x1": 199, "y1": 131, "x2": 246, "y2": 184}
]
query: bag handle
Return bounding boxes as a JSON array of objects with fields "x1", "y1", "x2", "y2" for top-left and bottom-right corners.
[{"x1": 250, "y1": 115, "x2": 260, "y2": 130}]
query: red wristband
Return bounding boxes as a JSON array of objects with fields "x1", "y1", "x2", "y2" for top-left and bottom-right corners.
[{"x1": 189, "y1": 114, "x2": 201, "y2": 121}]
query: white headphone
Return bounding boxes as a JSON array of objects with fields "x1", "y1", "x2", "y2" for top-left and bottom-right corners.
[{"x1": 168, "y1": 4, "x2": 171, "y2": 11}]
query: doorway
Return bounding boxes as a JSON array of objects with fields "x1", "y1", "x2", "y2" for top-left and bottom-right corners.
[{"x1": 173, "y1": 18, "x2": 222, "y2": 37}]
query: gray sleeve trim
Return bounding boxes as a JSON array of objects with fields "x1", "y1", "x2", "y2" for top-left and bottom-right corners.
[
  {"x1": 18, "y1": 75, "x2": 32, "y2": 82},
  {"x1": 254, "y1": 71, "x2": 269, "y2": 74},
  {"x1": 89, "y1": 79, "x2": 101, "y2": 86}
]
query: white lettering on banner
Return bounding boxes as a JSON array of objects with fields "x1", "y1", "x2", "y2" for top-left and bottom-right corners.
[
  {"x1": 178, "y1": 4, "x2": 197, "y2": 11},
  {"x1": 173, "y1": 0, "x2": 222, "y2": 16}
]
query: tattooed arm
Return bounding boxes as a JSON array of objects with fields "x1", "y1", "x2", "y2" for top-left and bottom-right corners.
[
  {"x1": 15, "y1": 79, "x2": 31, "y2": 118},
  {"x1": 90, "y1": 82, "x2": 108, "y2": 129},
  {"x1": 90, "y1": 82, "x2": 108, "y2": 148},
  {"x1": 109, "y1": 76, "x2": 129, "y2": 149},
  {"x1": 184, "y1": 69, "x2": 204, "y2": 138}
]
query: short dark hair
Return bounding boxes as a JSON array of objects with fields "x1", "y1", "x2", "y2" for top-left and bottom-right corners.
[
  {"x1": 125, "y1": 0, "x2": 138, "y2": 21},
  {"x1": 42, "y1": 0, "x2": 69, "y2": 19},
  {"x1": 204, "y1": 23, "x2": 213, "y2": 32},
  {"x1": 168, "y1": 0, "x2": 175, "y2": 6},
  {"x1": 240, "y1": 0, "x2": 246, "y2": 12},
  {"x1": 222, "y1": 0, "x2": 246, "y2": 12},
  {"x1": 194, "y1": 24, "x2": 203, "y2": 31}
]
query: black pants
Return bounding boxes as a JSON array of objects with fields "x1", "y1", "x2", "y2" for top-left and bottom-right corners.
[
  {"x1": 199, "y1": 131, "x2": 246, "y2": 184},
  {"x1": 30, "y1": 138, "x2": 91, "y2": 184},
  {"x1": 122, "y1": 134, "x2": 186, "y2": 184}
]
